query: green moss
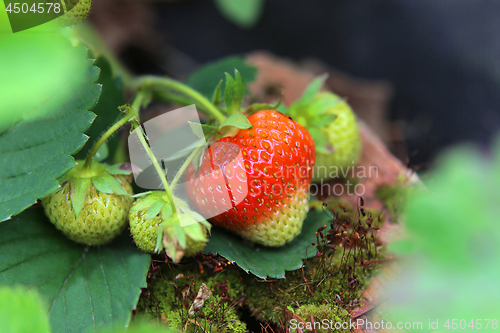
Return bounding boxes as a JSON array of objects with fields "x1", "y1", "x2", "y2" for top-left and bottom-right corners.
[
  {"x1": 135, "y1": 198, "x2": 382, "y2": 333},
  {"x1": 241, "y1": 253, "x2": 371, "y2": 328},
  {"x1": 292, "y1": 304, "x2": 351, "y2": 333},
  {"x1": 136, "y1": 263, "x2": 247, "y2": 333}
]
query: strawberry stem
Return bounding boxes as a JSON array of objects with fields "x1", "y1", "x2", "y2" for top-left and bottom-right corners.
[
  {"x1": 135, "y1": 76, "x2": 227, "y2": 124},
  {"x1": 83, "y1": 110, "x2": 133, "y2": 170},
  {"x1": 130, "y1": 121, "x2": 170, "y2": 191},
  {"x1": 83, "y1": 92, "x2": 146, "y2": 170},
  {"x1": 130, "y1": 120, "x2": 178, "y2": 227},
  {"x1": 124, "y1": 99, "x2": 178, "y2": 226},
  {"x1": 170, "y1": 143, "x2": 204, "y2": 190}
]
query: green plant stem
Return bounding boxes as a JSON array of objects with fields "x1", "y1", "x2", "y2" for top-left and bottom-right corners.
[
  {"x1": 170, "y1": 143, "x2": 205, "y2": 189},
  {"x1": 83, "y1": 91, "x2": 148, "y2": 170},
  {"x1": 130, "y1": 120, "x2": 177, "y2": 221},
  {"x1": 83, "y1": 110, "x2": 134, "y2": 169},
  {"x1": 131, "y1": 122, "x2": 170, "y2": 193},
  {"x1": 135, "y1": 76, "x2": 227, "y2": 124},
  {"x1": 131, "y1": 90, "x2": 149, "y2": 114},
  {"x1": 153, "y1": 90, "x2": 211, "y2": 115}
]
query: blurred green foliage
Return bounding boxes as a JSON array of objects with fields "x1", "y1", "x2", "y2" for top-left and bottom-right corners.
[
  {"x1": 213, "y1": 0, "x2": 264, "y2": 29},
  {"x1": 0, "y1": 286, "x2": 51, "y2": 333},
  {"x1": 386, "y1": 140, "x2": 500, "y2": 331},
  {"x1": 185, "y1": 56, "x2": 257, "y2": 100}
]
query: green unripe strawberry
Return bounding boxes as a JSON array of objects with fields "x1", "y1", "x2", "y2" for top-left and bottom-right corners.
[
  {"x1": 286, "y1": 75, "x2": 362, "y2": 183},
  {"x1": 41, "y1": 161, "x2": 134, "y2": 245},
  {"x1": 59, "y1": 0, "x2": 92, "y2": 26},
  {"x1": 310, "y1": 92, "x2": 361, "y2": 182},
  {"x1": 129, "y1": 191, "x2": 211, "y2": 262}
]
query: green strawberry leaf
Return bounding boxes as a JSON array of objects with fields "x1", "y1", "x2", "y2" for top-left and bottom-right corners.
[
  {"x1": 133, "y1": 191, "x2": 153, "y2": 198},
  {"x1": 213, "y1": 0, "x2": 264, "y2": 29},
  {"x1": 174, "y1": 224, "x2": 187, "y2": 249},
  {"x1": 145, "y1": 198, "x2": 164, "y2": 220},
  {"x1": 204, "y1": 209, "x2": 331, "y2": 279},
  {"x1": 189, "y1": 121, "x2": 218, "y2": 140},
  {"x1": 224, "y1": 70, "x2": 246, "y2": 114},
  {"x1": 0, "y1": 33, "x2": 100, "y2": 222},
  {"x1": 201, "y1": 124, "x2": 218, "y2": 138},
  {"x1": 276, "y1": 104, "x2": 288, "y2": 113},
  {"x1": 287, "y1": 74, "x2": 328, "y2": 118},
  {"x1": 306, "y1": 97, "x2": 341, "y2": 127},
  {"x1": 0, "y1": 209, "x2": 151, "y2": 333},
  {"x1": 219, "y1": 112, "x2": 253, "y2": 130},
  {"x1": 245, "y1": 99, "x2": 282, "y2": 116},
  {"x1": 130, "y1": 192, "x2": 158, "y2": 211},
  {"x1": 92, "y1": 173, "x2": 130, "y2": 196},
  {"x1": 185, "y1": 56, "x2": 257, "y2": 99},
  {"x1": 183, "y1": 221, "x2": 209, "y2": 242},
  {"x1": 299, "y1": 74, "x2": 328, "y2": 105},
  {"x1": 70, "y1": 178, "x2": 92, "y2": 218},
  {"x1": 212, "y1": 79, "x2": 223, "y2": 106},
  {"x1": 0, "y1": 286, "x2": 51, "y2": 333},
  {"x1": 161, "y1": 217, "x2": 183, "y2": 259},
  {"x1": 311, "y1": 114, "x2": 337, "y2": 127},
  {"x1": 74, "y1": 56, "x2": 125, "y2": 164},
  {"x1": 156, "y1": 204, "x2": 176, "y2": 252},
  {"x1": 161, "y1": 203, "x2": 173, "y2": 220},
  {"x1": 189, "y1": 121, "x2": 205, "y2": 139},
  {"x1": 308, "y1": 128, "x2": 331, "y2": 154}
]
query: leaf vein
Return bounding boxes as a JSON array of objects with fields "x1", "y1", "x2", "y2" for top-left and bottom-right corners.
[
  {"x1": 84, "y1": 258, "x2": 97, "y2": 332},
  {"x1": 98, "y1": 251, "x2": 114, "y2": 325},
  {"x1": 47, "y1": 249, "x2": 87, "y2": 317},
  {"x1": 0, "y1": 249, "x2": 65, "y2": 274}
]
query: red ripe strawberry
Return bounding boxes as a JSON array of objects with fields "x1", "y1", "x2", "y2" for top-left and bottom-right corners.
[{"x1": 186, "y1": 110, "x2": 315, "y2": 247}]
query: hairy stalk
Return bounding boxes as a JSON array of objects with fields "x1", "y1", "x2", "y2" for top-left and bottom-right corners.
[
  {"x1": 84, "y1": 91, "x2": 147, "y2": 170},
  {"x1": 84, "y1": 110, "x2": 134, "y2": 169},
  {"x1": 124, "y1": 100, "x2": 177, "y2": 220}
]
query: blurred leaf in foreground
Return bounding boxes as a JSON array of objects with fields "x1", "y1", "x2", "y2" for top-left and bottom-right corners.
[
  {"x1": 385, "y1": 140, "x2": 500, "y2": 331},
  {"x1": 0, "y1": 32, "x2": 100, "y2": 221},
  {"x1": 0, "y1": 285, "x2": 51, "y2": 333}
]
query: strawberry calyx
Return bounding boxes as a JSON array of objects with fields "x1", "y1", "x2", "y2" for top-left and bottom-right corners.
[
  {"x1": 285, "y1": 74, "x2": 345, "y2": 154},
  {"x1": 220, "y1": 70, "x2": 246, "y2": 116},
  {"x1": 243, "y1": 98, "x2": 282, "y2": 117},
  {"x1": 129, "y1": 191, "x2": 211, "y2": 262},
  {"x1": 59, "y1": 160, "x2": 133, "y2": 218},
  {"x1": 161, "y1": 197, "x2": 211, "y2": 263},
  {"x1": 162, "y1": 213, "x2": 211, "y2": 263}
]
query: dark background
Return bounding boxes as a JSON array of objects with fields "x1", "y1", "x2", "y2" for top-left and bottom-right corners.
[{"x1": 102, "y1": 0, "x2": 500, "y2": 167}]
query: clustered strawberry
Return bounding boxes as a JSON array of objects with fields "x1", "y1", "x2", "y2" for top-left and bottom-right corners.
[{"x1": 41, "y1": 71, "x2": 361, "y2": 254}]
